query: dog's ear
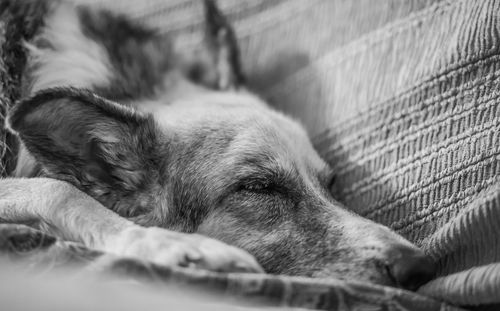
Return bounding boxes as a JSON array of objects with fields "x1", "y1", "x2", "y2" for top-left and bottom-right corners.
[
  {"x1": 8, "y1": 87, "x2": 158, "y2": 192},
  {"x1": 185, "y1": 0, "x2": 245, "y2": 90}
]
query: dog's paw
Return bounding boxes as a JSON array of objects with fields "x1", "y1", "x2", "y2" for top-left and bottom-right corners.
[{"x1": 105, "y1": 226, "x2": 263, "y2": 273}]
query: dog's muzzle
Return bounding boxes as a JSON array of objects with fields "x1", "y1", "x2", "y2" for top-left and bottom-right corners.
[{"x1": 386, "y1": 245, "x2": 437, "y2": 291}]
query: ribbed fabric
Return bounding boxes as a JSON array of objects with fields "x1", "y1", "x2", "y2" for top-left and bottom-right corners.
[
  {"x1": 423, "y1": 182, "x2": 500, "y2": 276},
  {"x1": 419, "y1": 186, "x2": 500, "y2": 305},
  {"x1": 420, "y1": 263, "x2": 500, "y2": 306},
  {"x1": 2, "y1": 0, "x2": 500, "y2": 308}
]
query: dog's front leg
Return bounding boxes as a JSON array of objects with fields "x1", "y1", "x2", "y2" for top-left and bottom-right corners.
[
  {"x1": 0, "y1": 178, "x2": 127, "y2": 244},
  {"x1": 0, "y1": 178, "x2": 262, "y2": 273}
]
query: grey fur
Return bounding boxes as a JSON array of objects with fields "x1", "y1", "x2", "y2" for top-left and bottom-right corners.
[{"x1": 6, "y1": 0, "x2": 436, "y2": 289}]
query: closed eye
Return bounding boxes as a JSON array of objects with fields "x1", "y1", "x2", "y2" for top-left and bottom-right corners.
[
  {"x1": 236, "y1": 172, "x2": 288, "y2": 194},
  {"x1": 234, "y1": 166, "x2": 297, "y2": 194},
  {"x1": 239, "y1": 179, "x2": 273, "y2": 192}
]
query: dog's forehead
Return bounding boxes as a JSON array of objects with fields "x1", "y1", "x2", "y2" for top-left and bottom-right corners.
[
  {"x1": 140, "y1": 92, "x2": 328, "y2": 175},
  {"x1": 226, "y1": 110, "x2": 328, "y2": 177}
]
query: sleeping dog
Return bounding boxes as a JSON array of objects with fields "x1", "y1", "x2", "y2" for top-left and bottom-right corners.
[{"x1": 0, "y1": 0, "x2": 436, "y2": 290}]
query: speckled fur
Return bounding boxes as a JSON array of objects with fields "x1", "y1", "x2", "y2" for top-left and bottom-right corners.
[{"x1": 3, "y1": 0, "x2": 430, "y2": 286}]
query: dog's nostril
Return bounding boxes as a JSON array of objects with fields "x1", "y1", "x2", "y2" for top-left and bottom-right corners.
[{"x1": 388, "y1": 247, "x2": 437, "y2": 291}]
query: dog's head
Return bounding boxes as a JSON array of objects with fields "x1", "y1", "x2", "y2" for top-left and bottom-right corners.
[{"x1": 8, "y1": 86, "x2": 435, "y2": 290}]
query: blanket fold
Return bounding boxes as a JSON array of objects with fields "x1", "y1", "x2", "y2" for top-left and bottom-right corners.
[{"x1": 0, "y1": 223, "x2": 462, "y2": 311}]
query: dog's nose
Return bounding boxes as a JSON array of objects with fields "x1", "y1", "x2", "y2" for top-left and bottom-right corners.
[{"x1": 387, "y1": 246, "x2": 436, "y2": 291}]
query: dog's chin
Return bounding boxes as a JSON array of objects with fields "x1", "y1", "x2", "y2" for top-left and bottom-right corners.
[{"x1": 308, "y1": 264, "x2": 396, "y2": 289}]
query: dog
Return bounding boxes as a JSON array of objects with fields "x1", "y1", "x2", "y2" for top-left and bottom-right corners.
[{"x1": 0, "y1": 0, "x2": 436, "y2": 290}]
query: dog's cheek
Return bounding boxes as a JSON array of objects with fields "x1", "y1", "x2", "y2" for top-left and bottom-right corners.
[
  {"x1": 220, "y1": 191, "x2": 293, "y2": 228},
  {"x1": 197, "y1": 210, "x2": 250, "y2": 245},
  {"x1": 196, "y1": 207, "x2": 300, "y2": 274}
]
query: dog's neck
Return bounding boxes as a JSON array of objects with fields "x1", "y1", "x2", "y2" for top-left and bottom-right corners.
[{"x1": 136, "y1": 87, "x2": 267, "y2": 116}]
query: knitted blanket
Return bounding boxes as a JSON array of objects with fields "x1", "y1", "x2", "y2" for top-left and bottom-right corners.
[{"x1": 1, "y1": 0, "x2": 499, "y2": 310}]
